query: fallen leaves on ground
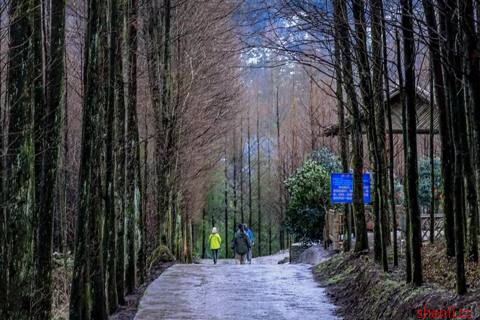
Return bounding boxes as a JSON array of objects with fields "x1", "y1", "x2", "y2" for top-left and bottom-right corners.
[{"x1": 421, "y1": 242, "x2": 480, "y2": 292}]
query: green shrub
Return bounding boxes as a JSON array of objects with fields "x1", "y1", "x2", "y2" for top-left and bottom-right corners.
[
  {"x1": 418, "y1": 157, "x2": 442, "y2": 209},
  {"x1": 284, "y1": 158, "x2": 338, "y2": 244}
]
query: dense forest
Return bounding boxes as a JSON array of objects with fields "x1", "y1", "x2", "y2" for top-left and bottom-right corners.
[{"x1": 2, "y1": 0, "x2": 480, "y2": 318}]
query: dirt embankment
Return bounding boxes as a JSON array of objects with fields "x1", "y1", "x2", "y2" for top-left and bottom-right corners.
[{"x1": 314, "y1": 252, "x2": 480, "y2": 320}]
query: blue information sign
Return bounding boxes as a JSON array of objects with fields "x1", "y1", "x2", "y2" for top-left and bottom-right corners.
[{"x1": 331, "y1": 173, "x2": 371, "y2": 203}]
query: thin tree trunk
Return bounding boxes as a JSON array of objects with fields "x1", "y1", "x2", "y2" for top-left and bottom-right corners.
[
  {"x1": 309, "y1": 70, "x2": 316, "y2": 152},
  {"x1": 275, "y1": 83, "x2": 285, "y2": 251},
  {"x1": 240, "y1": 117, "x2": 244, "y2": 223},
  {"x1": 257, "y1": 98, "x2": 261, "y2": 257},
  {"x1": 137, "y1": 133, "x2": 145, "y2": 284},
  {"x1": 429, "y1": 66, "x2": 435, "y2": 245},
  {"x1": 62, "y1": 55, "x2": 69, "y2": 290},
  {"x1": 202, "y1": 208, "x2": 206, "y2": 259},
  {"x1": 106, "y1": 0, "x2": 118, "y2": 312},
  {"x1": 0, "y1": 12, "x2": 5, "y2": 318},
  {"x1": 381, "y1": 0, "x2": 397, "y2": 266},
  {"x1": 142, "y1": 116, "x2": 148, "y2": 277},
  {"x1": 248, "y1": 109, "x2": 253, "y2": 229},
  {"x1": 421, "y1": 0, "x2": 456, "y2": 258},
  {"x1": 159, "y1": 0, "x2": 172, "y2": 246},
  {"x1": 144, "y1": 0, "x2": 162, "y2": 251},
  {"x1": 267, "y1": 138, "x2": 272, "y2": 256},
  {"x1": 125, "y1": 0, "x2": 141, "y2": 294},
  {"x1": 224, "y1": 139, "x2": 229, "y2": 258},
  {"x1": 186, "y1": 217, "x2": 193, "y2": 263},
  {"x1": 402, "y1": 0, "x2": 423, "y2": 286},
  {"x1": 350, "y1": 0, "x2": 370, "y2": 253},
  {"x1": 33, "y1": 0, "x2": 47, "y2": 314},
  {"x1": 370, "y1": 0, "x2": 388, "y2": 271},
  {"x1": 396, "y1": 29, "x2": 412, "y2": 282},
  {"x1": 233, "y1": 128, "x2": 237, "y2": 232},
  {"x1": 332, "y1": 1, "x2": 350, "y2": 252}
]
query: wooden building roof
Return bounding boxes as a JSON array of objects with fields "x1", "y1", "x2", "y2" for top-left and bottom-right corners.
[{"x1": 324, "y1": 87, "x2": 439, "y2": 137}]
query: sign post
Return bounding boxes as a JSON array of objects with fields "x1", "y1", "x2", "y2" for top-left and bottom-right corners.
[
  {"x1": 330, "y1": 173, "x2": 371, "y2": 251},
  {"x1": 331, "y1": 173, "x2": 371, "y2": 204}
]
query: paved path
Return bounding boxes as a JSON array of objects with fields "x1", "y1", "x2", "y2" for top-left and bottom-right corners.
[{"x1": 135, "y1": 253, "x2": 339, "y2": 320}]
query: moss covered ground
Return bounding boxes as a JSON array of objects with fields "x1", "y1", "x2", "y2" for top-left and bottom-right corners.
[{"x1": 314, "y1": 244, "x2": 480, "y2": 319}]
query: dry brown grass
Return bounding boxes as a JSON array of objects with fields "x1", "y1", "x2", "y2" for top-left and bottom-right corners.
[
  {"x1": 52, "y1": 263, "x2": 72, "y2": 320},
  {"x1": 422, "y1": 242, "x2": 480, "y2": 292}
]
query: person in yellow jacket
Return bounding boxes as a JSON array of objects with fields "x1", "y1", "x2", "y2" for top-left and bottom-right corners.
[{"x1": 209, "y1": 227, "x2": 221, "y2": 264}]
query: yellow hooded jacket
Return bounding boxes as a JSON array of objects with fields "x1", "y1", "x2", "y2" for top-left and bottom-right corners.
[{"x1": 209, "y1": 233, "x2": 221, "y2": 250}]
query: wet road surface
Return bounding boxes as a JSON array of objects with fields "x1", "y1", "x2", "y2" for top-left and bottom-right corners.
[{"x1": 134, "y1": 253, "x2": 339, "y2": 320}]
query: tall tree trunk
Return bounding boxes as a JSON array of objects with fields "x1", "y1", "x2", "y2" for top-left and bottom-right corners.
[
  {"x1": 355, "y1": 0, "x2": 380, "y2": 262},
  {"x1": 462, "y1": 0, "x2": 480, "y2": 262},
  {"x1": 33, "y1": 0, "x2": 46, "y2": 312},
  {"x1": 5, "y1": 0, "x2": 34, "y2": 317},
  {"x1": 106, "y1": 0, "x2": 118, "y2": 312},
  {"x1": 233, "y1": 128, "x2": 237, "y2": 233},
  {"x1": 170, "y1": 188, "x2": 178, "y2": 258},
  {"x1": 421, "y1": 0, "x2": 456, "y2": 258},
  {"x1": 144, "y1": 0, "x2": 161, "y2": 251},
  {"x1": 240, "y1": 117, "x2": 244, "y2": 223},
  {"x1": 32, "y1": 0, "x2": 47, "y2": 315},
  {"x1": 187, "y1": 217, "x2": 193, "y2": 263},
  {"x1": 159, "y1": 0, "x2": 172, "y2": 246},
  {"x1": 62, "y1": 56, "x2": 69, "y2": 290},
  {"x1": 70, "y1": 0, "x2": 107, "y2": 317},
  {"x1": 115, "y1": 0, "x2": 127, "y2": 305},
  {"x1": 309, "y1": 70, "x2": 316, "y2": 151},
  {"x1": 275, "y1": 83, "x2": 285, "y2": 251},
  {"x1": 332, "y1": 1, "x2": 350, "y2": 252},
  {"x1": 202, "y1": 208, "x2": 206, "y2": 259},
  {"x1": 267, "y1": 138, "x2": 272, "y2": 256},
  {"x1": 440, "y1": 0, "x2": 467, "y2": 293},
  {"x1": 370, "y1": 0, "x2": 388, "y2": 271},
  {"x1": 0, "y1": 12, "x2": 5, "y2": 318},
  {"x1": 137, "y1": 135, "x2": 145, "y2": 284},
  {"x1": 248, "y1": 111, "x2": 253, "y2": 229},
  {"x1": 402, "y1": 0, "x2": 423, "y2": 286},
  {"x1": 224, "y1": 140, "x2": 229, "y2": 258},
  {"x1": 142, "y1": 117, "x2": 149, "y2": 277},
  {"x1": 381, "y1": 0, "x2": 397, "y2": 266},
  {"x1": 125, "y1": 0, "x2": 142, "y2": 294},
  {"x1": 396, "y1": 28, "x2": 412, "y2": 282},
  {"x1": 350, "y1": 0, "x2": 370, "y2": 253},
  {"x1": 429, "y1": 66, "x2": 435, "y2": 245},
  {"x1": 257, "y1": 99, "x2": 261, "y2": 257},
  {"x1": 35, "y1": 0, "x2": 67, "y2": 316}
]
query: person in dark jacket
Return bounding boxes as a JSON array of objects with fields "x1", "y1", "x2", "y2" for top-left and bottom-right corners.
[
  {"x1": 243, "y1": 223, "x2": 254, "y2": 264},
  {"x1": 231, "y1": 223, "x2": 251, "y2": 264}
]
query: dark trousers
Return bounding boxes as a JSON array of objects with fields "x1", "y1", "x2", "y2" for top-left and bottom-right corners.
[{"x1": 212, "y1": 249, "x2": 218, "y2": 264}]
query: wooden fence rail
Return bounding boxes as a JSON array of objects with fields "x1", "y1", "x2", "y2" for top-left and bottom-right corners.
[{"x1": 324, "y1": 205, "x2": 444, "y2": 251}]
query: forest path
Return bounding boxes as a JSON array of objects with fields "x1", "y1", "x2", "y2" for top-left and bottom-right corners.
[{"x1": 134, "y1": 252, "x2": 339, "y2": 320}]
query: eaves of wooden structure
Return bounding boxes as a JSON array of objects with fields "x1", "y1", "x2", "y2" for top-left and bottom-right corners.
[{"x1": 324, "y1": 87, "x2": 440, "y2": 137}]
